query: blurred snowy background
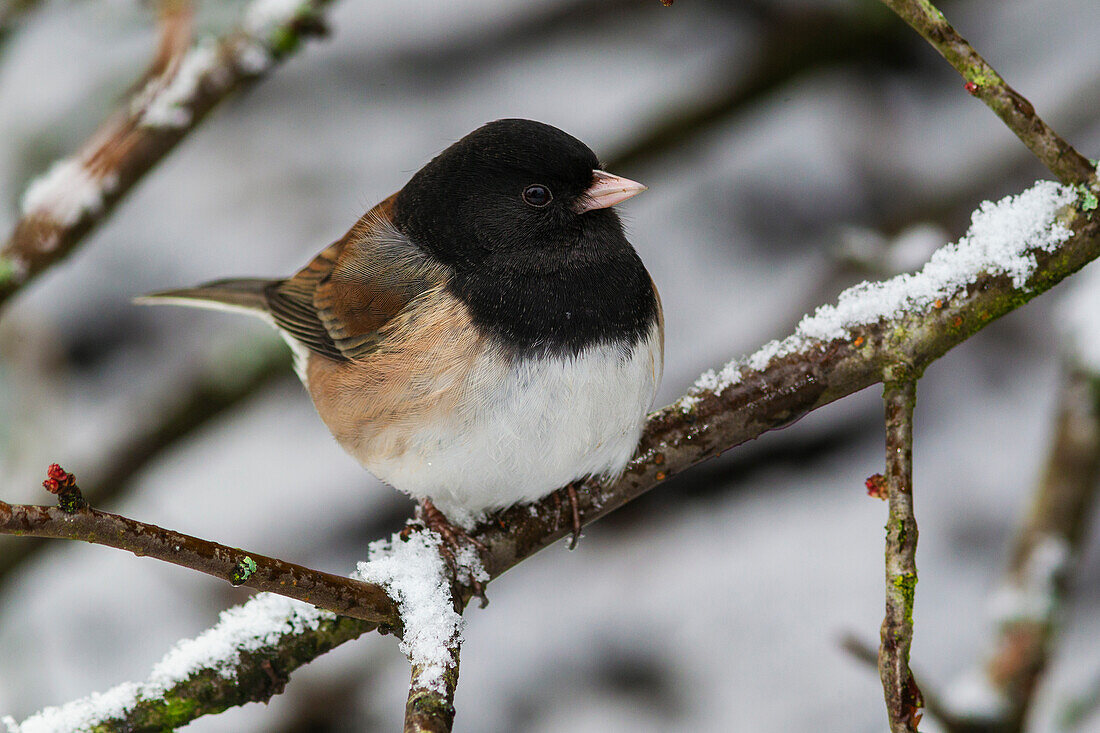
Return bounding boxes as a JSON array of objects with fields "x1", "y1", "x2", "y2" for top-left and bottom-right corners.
[{"x1": 2, "y1": 0, "x2": 1100, "y2": 731}]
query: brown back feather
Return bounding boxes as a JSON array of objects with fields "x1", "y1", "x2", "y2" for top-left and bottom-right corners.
[{"x1": 267, "y1": 194, "x2": 449, "y2": 362}]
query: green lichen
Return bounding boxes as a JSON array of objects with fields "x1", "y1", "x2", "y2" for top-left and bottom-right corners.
[
  {"x1": 894, "y1": 517, "x2": 907, "y2": 547},
  {"x1": 158, "y1": 695, "x2": 203, "y2": 727},
  {"x1": 892, "y1": 572, "x2": 918, "y2": 624},
  {"x1": 1075, "y1": 183, "x2": 1098, "y2": 212},
  {"x1": 230, "y1": 556, "x2": 258, "y2": 586}
]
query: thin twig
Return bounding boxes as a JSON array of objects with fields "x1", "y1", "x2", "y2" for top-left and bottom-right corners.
[
  {"x1": 0, "y1": 470, "x2": 399, "y2": 626},
  {"x1": 879, "y1": 374, "x2": 922, "y2": 732},
  {"x1": 876, "y1": 0, "x2": 1095, "y2": 186},
  {"x1": 0, "y1": 0, "x2": 336, "y2": 312}
]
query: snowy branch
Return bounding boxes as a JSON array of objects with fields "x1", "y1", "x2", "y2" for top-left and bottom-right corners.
[
  {"x1": 878, "y1": 375, "x2": 922, "y2": 732},
  {"x1": 0, "y1": 468, "x2": 399, "y2": 627},
  {"x1": 0, "y1": 0, "x2": 337, "y2": 312},
  {"x1": 355, "y1": 531, "x2": 469, "y2": 733},
  {"x1": 2, "y1": 596, "x2": 374, "y2": 733},
  {"x1": 876, "y1": 0, "x2": 1095, "y2": 187}
]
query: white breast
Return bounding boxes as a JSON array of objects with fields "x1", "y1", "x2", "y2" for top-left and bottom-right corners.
[{"x1": 361, "y1": 323, "x2": 663, "y2": 526}]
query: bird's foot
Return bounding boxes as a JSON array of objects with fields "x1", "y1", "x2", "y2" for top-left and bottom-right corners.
[
  {"x1": 555, "y1": 481, "x2": 584, "y2": 550},
  {"x1": 405, "y1": 499, "x2": 490, "y2": 607}
]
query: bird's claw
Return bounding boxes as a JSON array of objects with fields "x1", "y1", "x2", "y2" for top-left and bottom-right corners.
[{"x1": 414, "y1": 499, "x2": 490, "y2": 607}]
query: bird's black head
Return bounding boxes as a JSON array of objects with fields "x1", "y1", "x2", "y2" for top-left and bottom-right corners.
[
  {"x1": 393, "y1": 119, "x2": 621, "y2": 270},
  {"x1": 393, "y1": 119, "x2": 656, "y2": 355}
]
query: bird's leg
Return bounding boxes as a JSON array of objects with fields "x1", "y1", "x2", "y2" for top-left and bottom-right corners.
[
  {"x1": 416, "y1": 498, "x2": 490, "y2": 606},
  {"x1": 563, "y1": 482, "x2": 583, "y2": 550}
]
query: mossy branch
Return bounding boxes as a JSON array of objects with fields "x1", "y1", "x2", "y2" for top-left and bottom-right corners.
[{"x1": 879, "y1": 374, "x2": 922, "y2": 732}]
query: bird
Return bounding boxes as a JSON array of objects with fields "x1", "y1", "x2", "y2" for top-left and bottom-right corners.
[{"x1": 140, "y1": 118, "x2": 663, "y2": 555}]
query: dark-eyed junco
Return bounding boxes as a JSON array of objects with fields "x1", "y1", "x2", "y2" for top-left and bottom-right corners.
[{"x1": 141, "y1": 119, "x2": 662, "y2": 543}]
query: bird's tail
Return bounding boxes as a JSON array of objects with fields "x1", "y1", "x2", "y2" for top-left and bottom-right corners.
[{"x1": 135, "y1": 278, "x2": 276, "y2": 319}]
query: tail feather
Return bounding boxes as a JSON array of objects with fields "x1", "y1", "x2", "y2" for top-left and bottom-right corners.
[{"x1": 135, "y1": 278, "x2": 276, "y2": 318}]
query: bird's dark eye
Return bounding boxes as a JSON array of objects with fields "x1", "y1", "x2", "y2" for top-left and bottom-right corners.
[{"x1": 522, "y1": 184, "x2": 552, "y2": 207}]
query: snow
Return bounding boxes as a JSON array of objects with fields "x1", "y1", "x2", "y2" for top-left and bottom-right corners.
[
  {"x1": 145, "y1": 593, "x2": 333, "y2": 694},
  {"x1": 691, "y1": 181, "x2": 1077, "y2": 397},
  {"x1": 235, "y1": 43, "x2": 272, "y2": 76},
  {"x1": 7, "y1": 595, "x2": 333, "y2": 733},
  {"x1": 19, "y1": 159, "x2": 117, "y2": 233},
  {"x1": 355, "y1": 531, "x2": 464, "y2": 695},
  {"x1": 139, "y1": 42, "x2": 223, "y2": 129}
]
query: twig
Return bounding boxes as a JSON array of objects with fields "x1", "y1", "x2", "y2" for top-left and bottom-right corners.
[
  {"x1": 0, "y1": 0, "x2": 337, "y2": 312},
  {"x1": 943, "y1": 364, "x2": 1100, "y2": 732},
  {"x1": 0, "y1": 467, "x2": 399, "y2": 626},
  {"x1": 876, "y1": 0, "x2": 1095, "y2": 187},
  {"x1": 404, "y1": 649, "x2": 460, "y2": 733},
  {"x1": 879, "y1": 374, "x2": 922, "y2": 732}
]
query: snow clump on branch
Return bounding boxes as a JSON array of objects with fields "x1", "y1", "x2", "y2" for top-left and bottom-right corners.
[
  {"x1": 689, "y1": 180, "x2": 1076, "y2": 400},
  {"x1": 2, "y1": 595, "x2": 333, "y2": 733},
  {"x1": 355, "y1": 531, "x2": 465, "y2": 694}
]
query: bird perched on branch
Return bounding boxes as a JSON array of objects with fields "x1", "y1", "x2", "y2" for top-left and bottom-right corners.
[{"x1": 141, "y1": 119, "x2": 662, "y2": 554}]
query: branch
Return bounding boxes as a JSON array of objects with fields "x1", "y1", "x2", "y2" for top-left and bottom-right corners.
[
  {"x1": 352, "y1": 531, "x2": 467, "y2": 733},
  {"x1": 404, "y1": 652, "x2": 459, "y2": 733},
  {"x1": 876, "y1": 0, "x2": 1095, "y2": 186},
  {"x1": 0, "y1": 0, "x2": 337, "y2": 312},
  {"x1": 0, "y1": 467, "x2": 398, "y2": 626},
  {"x1": 463, "y1": 181, "x2": 1096, "y2": 600},
  {"x1": 606, "y1": 3, "x2": 898, "y2": 171},
  {"x1": 878, "y1": 374, "x2": 922, "y2": 732}
]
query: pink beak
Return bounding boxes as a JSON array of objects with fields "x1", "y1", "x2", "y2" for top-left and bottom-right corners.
[{"x1": 574, "y1": 169, "x2": 647, "y2": 213}]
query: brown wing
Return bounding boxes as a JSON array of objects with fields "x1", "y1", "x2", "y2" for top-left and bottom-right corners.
[{"x1": 266, "y1": 194, "x2": 448, "y2": 362}]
